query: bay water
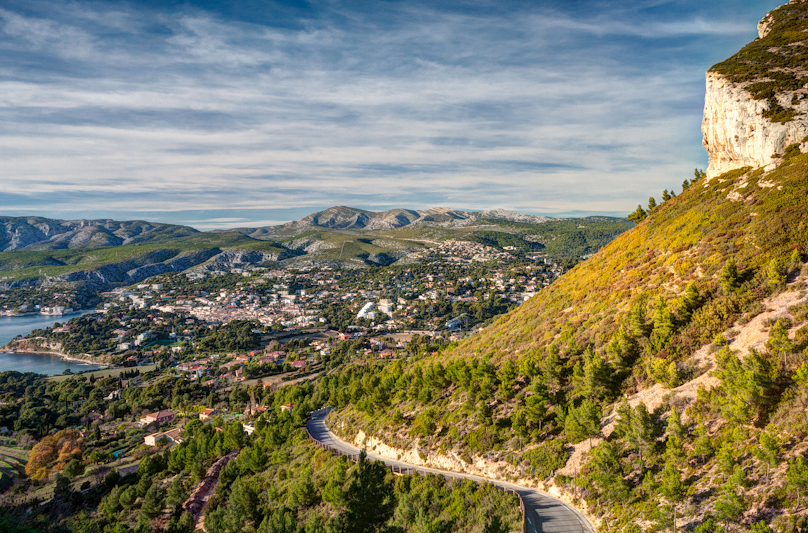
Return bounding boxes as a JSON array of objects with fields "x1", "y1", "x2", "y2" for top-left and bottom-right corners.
[{"x1": 0, "y1": 311, "x2": 103, "y2": 375}]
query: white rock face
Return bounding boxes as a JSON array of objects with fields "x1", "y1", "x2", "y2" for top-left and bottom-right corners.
[{"x1": 702, "y1": 71, "x2": 808, "y2": 179}]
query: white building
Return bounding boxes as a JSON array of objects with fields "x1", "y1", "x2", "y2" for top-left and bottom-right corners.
[
  {"x1": 377, "y1": 299, "x2": 395, "y2": 317},
  {"x1": 357, "y1": 302, "x2": 376, "y2": 320}
]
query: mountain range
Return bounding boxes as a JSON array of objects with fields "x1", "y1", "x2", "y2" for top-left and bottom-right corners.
[
  {"x1": 1, "y1": 207, "x2": 555, "y2": 252},
  {"x1": 0, "y1": 207, "x2": 631, "y2": 295}
]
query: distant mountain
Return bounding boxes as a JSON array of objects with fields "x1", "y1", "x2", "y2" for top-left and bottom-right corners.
[
  {"x1": 0, "y1": 217, "x2": 198, "y2": 252},
  {"x1": 0, "y1": 208, "x2": 554, "y2": 252},
  {"x1": 0, "y1": 208, "x2": 631, "y2": 297},
  {"x1": 218, "y1": 206, "x2": 554, "y2": 238}
]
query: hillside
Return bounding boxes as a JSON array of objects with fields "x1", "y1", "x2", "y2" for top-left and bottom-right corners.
[
  {"x1": 451, "y1": 159, "x2": 807, "y2": 364},
  {"x1": 0, "y1": 217, "x2": 199, "y2": 252},
  {"x1": 321, "y1": 4, "x2": 808, "y2": 532}
]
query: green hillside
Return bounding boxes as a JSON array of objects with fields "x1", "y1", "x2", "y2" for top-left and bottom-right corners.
[
  {"x1": 322, "y1": 152, "x2": 808, "y2": 532},
  {"x1": 0, "y1": 232, "x2": 286, "y2": 283},
  {"x1": 452, "y1": 157, "x2": 807, "y2": 364}
]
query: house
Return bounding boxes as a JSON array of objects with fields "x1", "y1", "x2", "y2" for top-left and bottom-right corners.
[
  {"x1": 144, "y1": 427, "x2": 184, "y2": 446},
  {"x1": 290, "y1": 360, "x2": 308, "y2": 370},
  {"x1": 242, "y1": 423, "x2": 256, "y2": 435},
  {"x1": 377, "y1": 299, "x2": 395, "y2": 316},
  {"x1": 187, "y1": 365, "x2": 206, "y2": 380},
  {"x1": 280, "y1": 403, "x2": 295, "y2": 413},
  {"x1": 199, "y1": 408, "x2": 221, "y2": 421},
  {"x1": 139, "y1": 410, "x2": 176, "y2": 426},
  {"x1": 104, "y1": 390, "x2": 121, "y2": 401}
]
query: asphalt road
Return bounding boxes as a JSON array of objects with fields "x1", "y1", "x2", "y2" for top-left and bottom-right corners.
[{"x1": 307, "y1": 408, "x2": 594, "y2": 533}]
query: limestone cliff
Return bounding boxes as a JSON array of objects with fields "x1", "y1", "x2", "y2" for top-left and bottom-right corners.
[{"x1": 702, "y1": 0, "x2": 808, "y2": 178}]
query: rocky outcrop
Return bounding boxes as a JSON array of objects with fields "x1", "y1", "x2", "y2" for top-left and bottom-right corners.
[
  {"x1": 702, "y1": 1, "x2": 808, "y2": 178},
  {"x1": 194, "y1": 249, "x2": 299, "y2": 273},
  {"x1": 702, "y1": 72, "x2": 808, "y2": 178}
]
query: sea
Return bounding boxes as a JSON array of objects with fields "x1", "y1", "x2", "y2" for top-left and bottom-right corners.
[{"x1": 0, "y1": 311, "x2": 104, "y2": 375}]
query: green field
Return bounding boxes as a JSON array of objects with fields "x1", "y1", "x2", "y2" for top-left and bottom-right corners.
[{"x1": 0, "y1": 446, "x2": 28, "y2": 486}]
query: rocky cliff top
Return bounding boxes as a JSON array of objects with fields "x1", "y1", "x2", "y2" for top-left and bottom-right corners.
[
  {"x1": 711, "y1": 0, "x2": 808, "y2": 110},
  {"x1": 702, "y1": 1, "x2": 808, "y2": 178}
]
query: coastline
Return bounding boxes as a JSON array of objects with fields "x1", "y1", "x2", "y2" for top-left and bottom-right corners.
[
  {"x1": 0, "y1": 309, "x2": 91, "y2": 319},
  {"x1": 1, "y1": 347, "x2": 109, "y2": 368}
]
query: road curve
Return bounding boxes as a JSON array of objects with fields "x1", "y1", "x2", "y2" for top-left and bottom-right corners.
[{"x1": 307, "y1": 407, "x2": 595, "y2": 533}]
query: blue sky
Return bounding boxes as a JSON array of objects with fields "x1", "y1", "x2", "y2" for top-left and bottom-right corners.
[{"x1": 0, "y1": 0, "x2": 783, "y2": 229}]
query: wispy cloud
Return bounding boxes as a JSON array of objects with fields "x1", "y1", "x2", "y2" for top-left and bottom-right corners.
[{"x1": 0, "y1": 0, "x2": 775, "y2": 225}]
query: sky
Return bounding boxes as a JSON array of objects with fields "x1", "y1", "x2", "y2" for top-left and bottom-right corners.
[{"x1": 0, "y1": 0, "x2": 784, "y2": 229}]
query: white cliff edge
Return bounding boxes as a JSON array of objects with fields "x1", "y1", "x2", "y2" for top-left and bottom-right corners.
[{"x1": 702, "y1": 72, "x2": 808, "y2": 179}]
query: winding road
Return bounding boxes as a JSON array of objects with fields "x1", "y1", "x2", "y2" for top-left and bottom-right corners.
[{"x1": 307, "y1": 407, "x2": 595, "y2": 533}]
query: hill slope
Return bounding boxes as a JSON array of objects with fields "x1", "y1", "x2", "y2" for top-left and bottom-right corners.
[
  {"x1": 320, "y1": 3, "x2": 808, "y2": 531},
  {"x1": 0, "y1": 217, "x2": 198, "y2": 252},
  {"x1": 451, "y1": 158, "x2": 807, "y2": 365}
]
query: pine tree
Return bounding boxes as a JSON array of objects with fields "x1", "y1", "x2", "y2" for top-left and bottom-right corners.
[
  {"x1": 628, "y1": 205, "x2": 648, "y2": 223},
  {"x1": 541, "y1": 346, "x2": 565, "y2": 401},
  {"x1": 613, "y1": 398, "x2": 633, "y2": 441},
  {"x1": 766, "y1": 319, "x2": 793, "y2": 367},
  {"x1": 767, "y1": 257, "x2": 787, "y2": 287},
  {"x1": 165, "y1": 477, "x2": 187, "y2": 516},
  {"x1": 229, "y1": 477, "x2": 260, "y2": 527},
  {"x1": 525, "y1": 381, "x2": 550, "y2": 432},
  {"x1": 572, "y1": 348, "x2": 612, "y2": 402},
  {"x1": 715, "y1": 468, "x2": 747, "y2": 530},
  {"x1": 589, "y1": 442, "x2": 629, "y2": 502},
  {"x1": 140, "y1": 485, "x2": 166, "y2": 520},
  {"x1": 606, "y1": 327, "x2": 639, "y2": 370},
  {"x1": 720, "y1": 259, "x2": 740, "y2": 293},
  {"x1": 648, "y1": 197, "x2": 658, "y2": 211},
  {"x1": 512, "y1": 408, "x2": 529, "y2": 449},
  {"x1": 322, "y1": 461, "x2": 347, "y2": 506},
  {"x1": 666, "y1": 408, "x2": 686, "y2": 441},
  {"x1": 565, "y1": 400, "x2": 602, "y2": 447},
  {"x1": 787, "y1": 457, "x2": 808, "y2": 510},
  {"x1": 341, "y1": 451, "x2": 395, "y2": 533},
  {"x1": 137, "y1": 473, "x2": 152, "y2": 497},
  {"x1": 660, "y1": 459, "x2": 685, "y2": 503},
  {"x1": 662, "y1": 189, "x2": 672, "y2": 202},
  {"x1": 693, "y1": 422, "x2": 714, "y2": 463},
  {"x1": 677, "y1": 282, "x2": 702, "y2": 324},
  {"x1": 754, "y1": 432, "x2": 780, "y2": 484},
  {"x1": 629, "y1": 403, "x2": 656, "y2": 465},
  {"x1": 651, "y1": 296, "x2": 676, "y2": 350},
  {"x1": 628, "y1": 300, "x2": 652, "y2": 338},
  {"x1": 497, "y1": 360, "x2": 518, "y2": 400}
]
